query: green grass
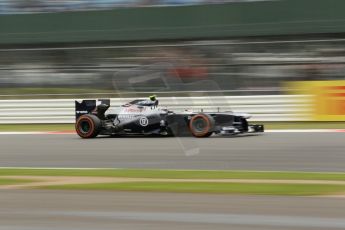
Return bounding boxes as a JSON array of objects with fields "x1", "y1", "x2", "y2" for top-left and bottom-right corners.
[
  {"x1": 2, "y1": 169, "x2": 344, "y2": 195},
  {"x1": 41, "y1": 182, "x2": 345, "y2": 196},
  {"x1": 1, "y1": 168, "x2": 345, "y2": 181},
  {"x1": 0, "y1": 178, "x2": 36, "y2": 185},
  {"x1": 1, "y1": 122, "x2": 345, "y2": 132}
]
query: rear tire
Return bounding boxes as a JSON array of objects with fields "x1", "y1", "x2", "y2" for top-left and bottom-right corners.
[
  {"x1": 189, "y1": 113, "x2": 215, "y2": 137},
  {"x1": 76, "y1": 114, "x2": 101, "y2": 138}
]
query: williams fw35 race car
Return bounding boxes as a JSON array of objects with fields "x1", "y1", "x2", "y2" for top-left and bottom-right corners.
[{"x1": 75, "y1": 96, "x2": 264, "y2": 138}]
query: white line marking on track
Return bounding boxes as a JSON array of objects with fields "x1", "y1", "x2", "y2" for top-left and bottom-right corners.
[
  {"x1": 0, "y1": 132, "x2": 47, "y2": 135},
  {"x1": 266, "y1": 129, "x2": 345, "y2": 133}
]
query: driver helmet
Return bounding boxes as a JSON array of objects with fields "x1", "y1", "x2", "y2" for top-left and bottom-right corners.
[{"x1": 149, "y1": 95, "x2": 157, "y2": 101}]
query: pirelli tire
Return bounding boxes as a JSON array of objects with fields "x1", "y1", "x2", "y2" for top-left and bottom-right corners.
[
  {"x1": 189, "y1": 113, "x2": 215, "y2": 137},
  {"x1": 76, "y1": 114, "x2": 102, "y2": 138}
]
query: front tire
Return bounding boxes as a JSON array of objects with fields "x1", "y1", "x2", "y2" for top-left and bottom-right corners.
[
  {"x1": 76, "y1": 114, "x2": 101, "y2": 138},
  {"x1": 189, "y1": 113, "x2": 215, "y2": 137}
]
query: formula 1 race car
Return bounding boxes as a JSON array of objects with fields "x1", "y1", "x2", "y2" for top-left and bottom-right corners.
[{"x1": 75, "y1": 97, "x2": 264, "y2": 138}]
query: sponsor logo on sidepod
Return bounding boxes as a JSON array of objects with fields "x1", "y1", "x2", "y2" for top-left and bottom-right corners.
[{"x1": 139, "y1": 117, "x2": 149, "y2": 126}]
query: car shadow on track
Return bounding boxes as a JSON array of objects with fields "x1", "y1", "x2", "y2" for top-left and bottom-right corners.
[{"x1": 93, "y1": 133, "x2": 263, "y2": 139}]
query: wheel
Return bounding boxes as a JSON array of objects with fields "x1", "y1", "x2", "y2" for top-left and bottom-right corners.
[
  {"x1": 75, "y1": 114, "x2": 101, "y2": 138},
  {"x1": 189, "y1": 113, "x2": 215, "y2": 137}
]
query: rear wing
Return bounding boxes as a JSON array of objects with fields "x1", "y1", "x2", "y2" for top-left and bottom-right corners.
[{"x1": 75, "y1": 99, "x2": 110, "y2": 120}]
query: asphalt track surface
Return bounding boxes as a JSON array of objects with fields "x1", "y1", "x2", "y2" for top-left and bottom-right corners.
[
  {"x1": 0, "y1": 132, "x2": 344, "y2": 171},
  {"x1": 1, "y1": 190, "x2": 344, "y2": 230}
]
